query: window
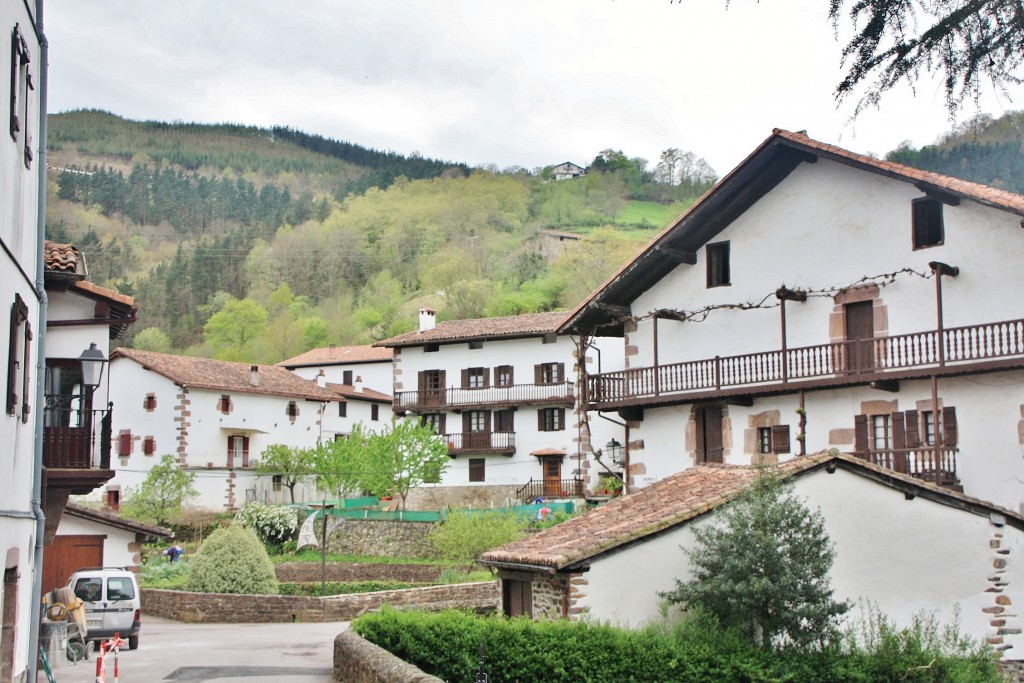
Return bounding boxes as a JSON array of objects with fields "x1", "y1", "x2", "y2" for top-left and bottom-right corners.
[
  {"x1": 538, "y1": 408, "x2": 564, "y2": 432},
  {"x1": 338, "y1": 401, "x2": 347, "y2": 417},
  {"x1": 535, "y1": 362, "x2": 564, "y2": 385},
  {"x1": 706, "y1": 241, "x2": 730, "y2": 287},
  {"x1": 217, "y1": 394, "x2": 232, "y2": 414},
  {"x1": 871, "y1": 414, "x2": 891, "y2": 450},
  {"x1": 272, "y1": 475, "x2": 282, "y2": 492},
  {"x1": 228, "y1": 434, "x2": 249, "y2": 468},
  {"x1": 421, "y1": 413, "x2": 446, "y2": 434},
  {"x1": 6, "y1": 293, "x2": 31, "y2": 422},
  {"x1": 343, "y1": 370, "x2": 353, "y2": 385},
  {"x1": 118, "y1": 430, "x2": 132, "y2": 457},
  {"x1": 757, "y1": 427, "x2": 772, "y2": 454},
  {"x1": 469, "y1": 458, "x2": 485, "y2": 482},
  {"x1": 418, "y1": 369, "x2": 446, "y2": 406},
  {"x1": 495, "y1": 409, "x2": 514, "y2": 432},
  {"x1": 106, "y1": 577, "x2": 135, "y2": 601},
  {"x1": 912, "y1": 198, "x2": 944, "y2": 249},
  {"x1": 542, "y1": 334, "x2": 557, "y2": 344},
  {"x1": 371, "y1": 404, "x2": 380, "y2": 421},
  {"x1": 495, "y1": 365, "x2": 513, "y2": 387},
  {"x1": 143, "y1": 393, "x2": 156, "y2": 411},
  {"x1": 425, "y1": 343, "x2": 439, "y2": 353},
  {"x1": 286, "y1": 401, "x2": 299, "y2": 419},
  {"x1": 10, "y1": 24, "x2": 34, "y2": 168},
  {"x1": 922, "y1": 410, "x2": 936, "y2": 445},
  {"x1": 142, "y1": 436, "x2": 156, "y2": 456},
  {"x1": 469, "y1": 340, "x2": 483, "y2": 350},
  {"x1": 106, "y1": 489, "x2": 120, "y2": 511},
  {"x1": 463, "y1": 367, "x2": 488, "y2": 389},
  {"x1": 468, "y1": 410, "x2": 488, "y2": 432}
]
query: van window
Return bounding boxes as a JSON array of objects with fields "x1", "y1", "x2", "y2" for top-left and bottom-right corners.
[
  {"x1": 107, "y1": 577, "x2": 136, "y2": 601},
  {"x1": 74, "y1": 578, "x2": 102, "y2": 603}
]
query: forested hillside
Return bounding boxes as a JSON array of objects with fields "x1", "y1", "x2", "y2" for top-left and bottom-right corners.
[{"x1": 45, "y1": 111, "x2": 714, "y2": 363}]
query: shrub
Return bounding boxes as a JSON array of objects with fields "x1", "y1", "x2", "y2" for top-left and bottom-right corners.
[
  {"x1": 186, "y1": 525, "x2": 278, "y2": 594},
  {"x1": 138, "y1": 556, "x2": 190, "y2": 589},
  {"x1": 429, "y1": 510, "x2": 527, "y2": 564},
  {"x1": 235, "y1": 502, "x2": 298, "y2": 548}
]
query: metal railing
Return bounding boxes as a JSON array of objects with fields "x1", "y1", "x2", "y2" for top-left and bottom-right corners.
[
  {"x1": 588, "y1": 318, "x2": 1024, "y2": 404},
  {"x1": 395, "y1": 381, "x2": 575, "y2": 411},
  {"x1": 516, "y1": 478, "x2": 585, "y2": 502},
  {"x1": 851, "y1": 446, "x2": 958, "y2": 485},
  {"x1": 445, "y1": 431, "x2": 515, "y2": 454},
  {"x1": 42, "y1": 399, "x2": 112, "y2": 469}
]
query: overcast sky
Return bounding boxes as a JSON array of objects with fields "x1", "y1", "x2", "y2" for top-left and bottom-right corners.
[{"x1": 43, "y1": 1, "x2": 1021, "y2": 177}]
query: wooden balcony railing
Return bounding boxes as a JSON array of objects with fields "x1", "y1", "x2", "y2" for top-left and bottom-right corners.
[
  {"x1": 516, "y1": 478, "x2": 585, "y2": 502},
  {"x1": 851, "y1": 446, "x2": 958, "y2": 485},
  {"x1": 395, "y1": 382, "x2": 574, "y2": 412},
  {"x1": 445, "y1": 431, "x2": 516, "y2": 455},
  {"x1": 589, "y1": 318, "x2": 1024, "y2": 405},
  {"x1": 42, "y1": 401, "x2": 112, "y2": 469}
]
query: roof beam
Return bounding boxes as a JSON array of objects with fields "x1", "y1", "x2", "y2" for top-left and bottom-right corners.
[{"x1": 653, "y1": 246, "x2": 697, "y2": 265}]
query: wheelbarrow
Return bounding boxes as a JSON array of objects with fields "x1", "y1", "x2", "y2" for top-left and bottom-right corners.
[{"x1": 43, "y1": 588, "x2": 90, "y2": 662}]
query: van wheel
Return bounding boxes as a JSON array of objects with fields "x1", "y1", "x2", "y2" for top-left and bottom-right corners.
[{"x1": 128, "y1": 636, "x2": 139, "y2": 650}]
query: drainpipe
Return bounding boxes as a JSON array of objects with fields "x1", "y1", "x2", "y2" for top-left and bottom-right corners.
[{"x1": 28, "y1": 1, "x2": 50, "y2": 680}]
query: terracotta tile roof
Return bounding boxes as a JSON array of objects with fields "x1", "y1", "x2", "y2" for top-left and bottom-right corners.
[
  {"x1": 530, "y1": 448, "x2": 567, "y2": 457},
  {"x1": 376, "y1": 311, "x2": 568, "y2": 348},
  {"x1": 111, "y1": 348, "x2": 343, "y2": 402},
  {"x1": 277, "y1": 345, "x2": 393, "y2": 368},
  {"x1": 64, "y1": 501, "x2": 172, "y2": 538},
  {"x1": 69, "y1": 279, "x2": 137, "y2": 308},
  {"x1": 324, "y1": 382, "x2": 392, "y2": 403},
  {"x1": 44, "y1": 240, "x2": 85, "y2": 275},
  {"x1": 480, "y1": 453, "x2": 1024, "y2": 571}
]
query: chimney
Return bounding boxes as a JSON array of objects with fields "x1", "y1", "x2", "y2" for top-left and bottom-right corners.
[
  {"x1": 354, "y1": 375, "x2": 364, "y2": 393},
  {"x1": 316, "y1": 370, "x2": 326, "y2": 388},
  {"x1": 250, "y1": 365, "x2": 260, "y2": 387},
  {"x1": 419, "y1": 307, "x2": 436, "y2": 333}
]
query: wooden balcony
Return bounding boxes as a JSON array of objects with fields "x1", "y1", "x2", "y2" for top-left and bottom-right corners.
[
  {"x1": 445, "y1": 431, "x2": 516, "y2": 456},
  {"x1": 43, "y1": 401, "x2": 112, "y2": 471},
  {"x1": 396, "y1": 382, "x2": 574, "y2": 413},
  {"x1": 851, "y1": 446, "x2": 959, "y2": 487},
  {"x1": 588, "y1": 318, "x2": 1024, "y2": 409}
]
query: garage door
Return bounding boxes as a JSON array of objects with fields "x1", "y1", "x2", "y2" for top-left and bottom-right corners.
[{"x1": 43, "y1": 535, "x2": 104, "y2": 593}]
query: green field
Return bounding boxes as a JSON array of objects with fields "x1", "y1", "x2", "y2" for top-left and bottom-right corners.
[{"x1": 616, "y1": 200, "x2": 688, "y2": 228}]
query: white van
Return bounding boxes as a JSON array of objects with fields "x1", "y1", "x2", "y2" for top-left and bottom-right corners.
[{"x1": 67, "y1": 567, "x2": 141, "y2": 649}]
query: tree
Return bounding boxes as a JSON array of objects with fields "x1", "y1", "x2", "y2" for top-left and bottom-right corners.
[
  {"x1": 255, "y1": 444, "x2": 315, "y2": 504},
  {"x1": 429, "y1": 510, "x2": 528, "y2": 564},
  {"x1": 120, "y1": 454, "x2": 198, "y2": 526},
  {"x1": 132, "y1": 326, "x2": 172, "y2": 353},
  {"x1": 203, "y1": 297, "x2": 268, "y2": 360},
  {"x1": 827, "y1": 0, "x2": 1024, "y2": 114},
  {"x1": 362, "y1": 418, "x2": 450, "y2": 509},
  {"x1": 313, "y1": 424, "x2": 371, "y2": 498},
  {"x1": 662, "y1": 469, "x2": 849, "y2": 650}
]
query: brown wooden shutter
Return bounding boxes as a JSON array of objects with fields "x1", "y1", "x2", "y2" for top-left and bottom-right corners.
[
  {"x1": 771, "y1": 425, "x2": 791, "y2": 454},
  {"x1": 891, "y1": 412, "x2": 906, "y2": 449},
  {"x1": 438, "y1": 414, "x2": 446, "y2": 433},
  {"x1": 242, "y1": 436, "x2": 250, "y2": 467},
  {"x1": 118, "y1": 431, "x2": 132, "y2": 456},
  {"x1": 853, "y1": 414, "x2": 868, "y2": 452},
  {"x1": 537, "y1": 409, "x2": 544, "y2": 431},
  {"x1": 942, "y1": 407, "x2": 957, "y2": 445},
  {"x1": 461, "y1": 369, "x2": 469, "y2": 388},
  {"x1": 143, "y1": 437, "x2": 155, "y2": 455},
  {"x1": 534, "y1": 364, "x2": 542, "y2": 384},
  {"x1": 904, "y1": 410, "x2": 920, "y2": 447},
  {"x1": 555, "y1": 363, "x2": 564, "y2": 383},
  {"x1": 462, "y1": 412, "x2": 472, "y2": 433},
  {"x1": 418, "y1": 371, "x2": 427, "y2": 392},
  {"x1": 482, "y1": 368, "x2": 490, "y2": 387}
]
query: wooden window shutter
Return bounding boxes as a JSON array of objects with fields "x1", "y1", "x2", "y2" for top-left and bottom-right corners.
[
  {"x1": 438, "y1": 414, "x2": 446, "y2": 433},
  {"x1": 143, "y1": 437, "x2": 155, "y2": 455},
  {"x1": 462, "y1": 412, "x2": 472, "y2": 433},
  {"x1": 417, "y1": 371, "x2": 427, "y2": 392},
  {"x1": 853, "y1": 414, "x2": 868, "y2": 452},
  {"x1": 343, "y1": 370, "x2": 353, "y2": 385},
  {"x1": 482, "y1": 368, "x2": 490, "y2": 387},
  {"x1": 537, "y1": 409, "x2": 544, "y2": 431},
  {"x1": 942, "y1": 407, "x2": 958, "y2": 445},
  {"x1": 242, "y1": 436, "x2": 250, "y2": 467},
  {"x1": 461, "y1": 369, "x2": 469, "y2": 388},
  {"x1": 557, "y1": 408, "x2": 565, "y2": 430},
  {"x1": 556, "y1": 363, "x2": 564, "y2": 383},
  {"x1": 890, "y1": 412, "x2": 906, "y2": 449},
  {"x1": 118, "y1": 431, "x2": 132, "y2": 456},
  {"x1": 771, "y1": 425, "x2": 791, "y2": 454},
  {"x1": 534, "y1": 364, "x2": 542, "y2": 384},
  {"x1": 904, "y1": 410, "x2": 920, "y2": 448}
]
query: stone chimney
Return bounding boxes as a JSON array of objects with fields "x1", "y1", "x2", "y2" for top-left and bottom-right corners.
[
  {"x1": 419, "y1": 307, "x2": 436, "y2": 333},
  {"x1": 354, "y1": 375, "x2": 364, "y2": 393},
  {"x1": 249, "y1": 365, "x2": 260, "y2": 387},
  {"x1": 316, "y1": 370, "x2": 326, "y2": 388}
]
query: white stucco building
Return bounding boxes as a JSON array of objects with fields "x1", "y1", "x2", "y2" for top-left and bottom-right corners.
[
  {"x1": 376, "y1": 309, "x2": 624, "y2": 505},
  {"x1": 481, "y1": 454, "x2": 1024, "y2": 656},
  {"x1": 278, "y1": 344, "x2": 393, "y2": 395},
  {"x1": 559, "y1": 128, "x2": 1024, "y2": 512},
  {"x1": 106, "y1": 349, "x2": 363, "y2": 511}
]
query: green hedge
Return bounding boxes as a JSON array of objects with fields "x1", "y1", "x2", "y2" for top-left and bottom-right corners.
[{"x1": 352, "y1": 608, "x2": 1002, "y2": 683}]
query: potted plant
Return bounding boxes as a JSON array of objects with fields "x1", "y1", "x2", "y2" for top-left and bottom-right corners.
[{"x1": 598, "y1": 474, "x2": 623, "y2": 496}]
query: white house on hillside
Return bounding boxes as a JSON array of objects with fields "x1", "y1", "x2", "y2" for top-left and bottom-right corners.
[
  {"x1": 559, "y1": 128, "x2": 1024, "y2": 512},
  {"x1": 107, "y1": 349, "x2": 349, "y2": 511},
  {"x1": 552, "y1": 161, "x2": 585, "y2": 180},
  {"x1": 376, "y1": 309, "x2": 623, "y2": 507},
  {"x1": 278, "y1": 344, "x2": 393, "y2": 395}
]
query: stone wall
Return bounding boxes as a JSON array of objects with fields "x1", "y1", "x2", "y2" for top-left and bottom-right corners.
[
  {"x1": 328, "y1": 519, "x2": 437, "y2": 559},
  {"x1": 141, "y1": 582, "x2": 498, "y2": 623},
  {"x1": 405, "y1": 485, "x2": 521, "y2": 510},
  {"x1": 333, "y1": 630, "x2": 443, "y2": 683}
]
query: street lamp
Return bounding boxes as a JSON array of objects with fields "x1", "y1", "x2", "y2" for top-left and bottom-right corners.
[
  {"x1": 78, "y1": 343, "x2": 107, "y2": 391},
  {"x1": 604, "y1": 438, "x2": 624, "y2": 467}
]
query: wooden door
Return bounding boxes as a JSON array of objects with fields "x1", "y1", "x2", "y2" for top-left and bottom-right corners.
[
  {"x1": 43, "y1": 535, "x2": 104, "y2": 593},
  {"x1": 694, "y1": 406, "x2": 724, "y2": 463},
  {"x1": 845, "y1": 301, "x2": 875, "y2": 372},
  {"x1": 542, "y1": 457, "x2": 562, "y2": 496},
  {"x1": 502, "y1": 578, "x2": 533, "y2": 617}
]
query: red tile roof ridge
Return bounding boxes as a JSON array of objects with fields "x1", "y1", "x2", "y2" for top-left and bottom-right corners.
[
  {"x1": 376, "y1": 311, "x2": 569, "y2": 348},
  {"x1": 277, "y1": 345, "x2": 393, "y2": 367}
]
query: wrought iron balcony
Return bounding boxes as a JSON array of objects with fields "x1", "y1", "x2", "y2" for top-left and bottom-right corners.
[
  {"x1": 444, "y1": 431, "x2": 515, "y2": 455},
  {"x1": 42, "y1": 397, "x2": 112, "y2": 470},
  {"x1": 395, "y1": 382, "x2": 574, "y2": 412},
  {"x1": 588, "y1": 318, "x2": 1024, "y2": 408},
  {"x1": 516, "y1": 478, "x2": 585, "y2": 502}
]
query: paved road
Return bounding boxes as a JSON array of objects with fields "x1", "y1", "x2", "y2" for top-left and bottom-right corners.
[{"x1": 45, "y1": 617, "x2": 348, "y2": 683}]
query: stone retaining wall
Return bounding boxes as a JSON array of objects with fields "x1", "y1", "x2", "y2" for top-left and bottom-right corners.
[
  {"x1": 141, "y1": 581, "x2": 498, "y2": 623},
  {"x1": 274, "y1": 562, "x2": 447, "y2": 583},
  {"x1": 328, "y1": 519, "x2": 437, "y2": 559},
  {"x1": 333, "y1": 630, "x2": 443, "y2": 683}
]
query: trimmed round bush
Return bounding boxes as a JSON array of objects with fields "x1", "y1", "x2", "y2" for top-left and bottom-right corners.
[{"x1": 186, "y1": 525, "x2": 278, "y2": 595}]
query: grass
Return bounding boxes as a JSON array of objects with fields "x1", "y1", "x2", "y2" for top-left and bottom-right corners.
[{"x1": 270, "y1": 549, "x2": 449, "y2": 565}]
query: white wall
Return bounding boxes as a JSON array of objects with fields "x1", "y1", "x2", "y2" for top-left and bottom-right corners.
[
  {"x1": 290, "y1": 361, "x2": 392, "y2": 395},
  {"x1": 580, "y1": 468, "x2": 1024, "y2": 656}
]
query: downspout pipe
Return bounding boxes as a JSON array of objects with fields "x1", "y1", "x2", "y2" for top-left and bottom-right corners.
[{"x1": 28, "y1": 1, "x2": 49, "y2": 680}]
